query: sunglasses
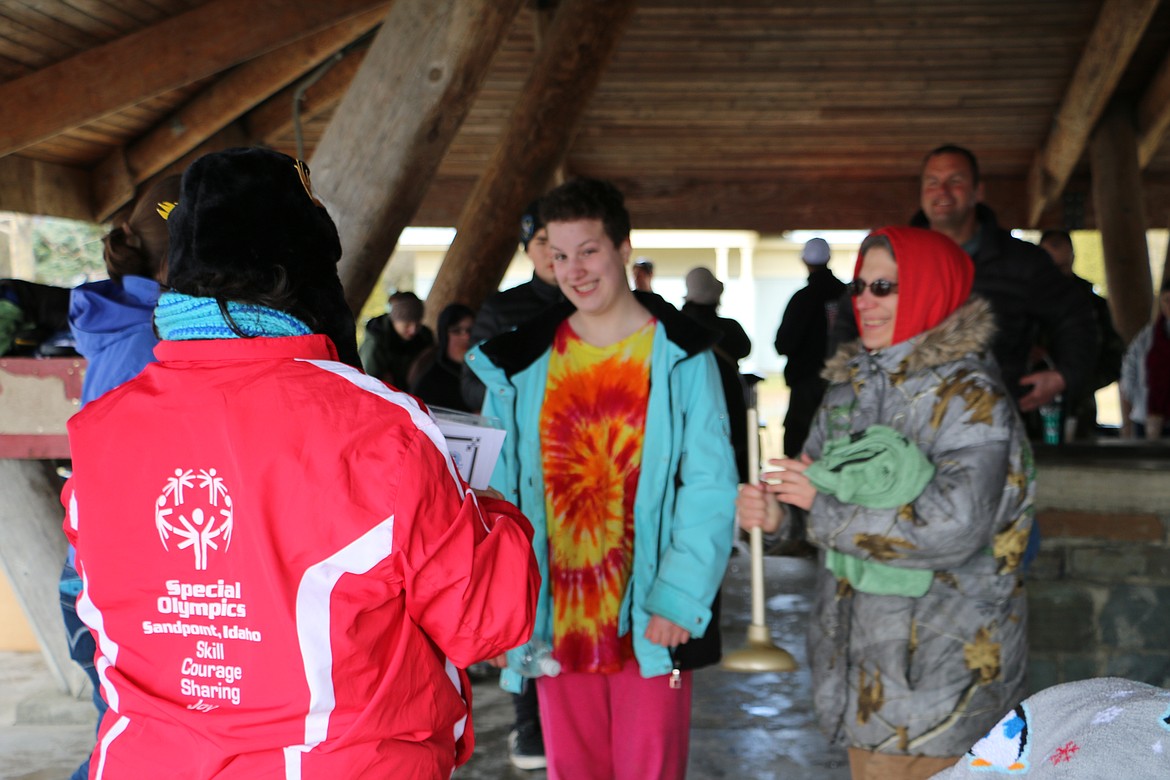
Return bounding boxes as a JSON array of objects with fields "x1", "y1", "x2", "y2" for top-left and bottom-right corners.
[{"x1": 848, "y1": 278, "x2": 899, "y2": 297}]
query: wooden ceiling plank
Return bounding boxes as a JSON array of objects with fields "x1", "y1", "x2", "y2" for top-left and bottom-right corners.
[
  {"x1": 0, "y1": 4, "x2": 106, "y2": 50},
  {"x1": 427, "y1": 0, "x2": 638, "y2": 321},
  {"x1": 0, "y1": 0, "x2": 391, "y2": 159},
  {"x1": 1025, "y1": 0, "x2": 1161, "y2": 226},
  {"x1": 312, "y1": 0, "x2": 526, "y2": 315},
  {"x1": 91, "y1": 6, "x2": 387, "y2": 220},
  {"x1": 1136, "y1": 51, "x2": 1170, "y2": 168}
]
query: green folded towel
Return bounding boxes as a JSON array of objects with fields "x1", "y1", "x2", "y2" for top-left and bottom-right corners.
[
  {"x1": 804, "y1": 424, "x2": 935, "y2": 509},
  {"x1": 824, "y1": 549, "x2": 933, "y2": 597}
]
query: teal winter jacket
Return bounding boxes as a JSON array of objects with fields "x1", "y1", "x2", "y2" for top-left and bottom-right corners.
[{"x1": 466, "y1": 292, "x2": 738, "y2": 692}]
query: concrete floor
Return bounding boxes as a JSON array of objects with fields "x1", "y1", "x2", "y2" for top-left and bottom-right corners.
[{"x1": 0, "y1": 551, "x2": 849, "y2": 780}]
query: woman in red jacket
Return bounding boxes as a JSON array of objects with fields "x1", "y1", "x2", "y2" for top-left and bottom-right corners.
[{"x1": 62, "y1": 147, "x2": 539, "y2": 779}]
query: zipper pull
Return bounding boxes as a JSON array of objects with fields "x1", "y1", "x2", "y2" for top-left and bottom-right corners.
[{"x1": 669, "y1": 665, "x2": 682, "y2": 689}]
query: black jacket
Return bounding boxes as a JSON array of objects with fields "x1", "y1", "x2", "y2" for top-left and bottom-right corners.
[
  {"x1": 679, "y1": 302, "x2": 752, "y2": 364},
  {"x1": 833, "y1": 205, "x2": 1099, "y2": 400},
  {"x1": 460, "y1": 274, "x2": 563, "y2": 410},
  {"x1": 774, "y1": 267, "x2": 846, "y2": 387},
  {"x1": 358, "y1": 314, "x2": 433, "y2": 388}
]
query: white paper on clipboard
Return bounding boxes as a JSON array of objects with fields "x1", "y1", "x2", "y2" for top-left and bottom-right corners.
[{"x1": 430, "y1": 406, "x2": 507, "y2": 490}]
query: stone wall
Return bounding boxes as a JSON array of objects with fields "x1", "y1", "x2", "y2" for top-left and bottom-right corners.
[{"x1": 1026, "y1": 450, "x2": 1170, "y2": 692}]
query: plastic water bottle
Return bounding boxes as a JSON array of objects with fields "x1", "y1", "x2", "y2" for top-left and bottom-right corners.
[
  {"x1": 1040, "y1": 395, "x2": 1062, "y2": 445},
  {"x1": 516, "y1": 640, "x2": 561, "y2": 678}
]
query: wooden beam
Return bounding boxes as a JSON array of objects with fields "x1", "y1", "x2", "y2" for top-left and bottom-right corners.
[
  {"x1": 1025, "y1": 0, "x2": 1160, "y2": 226},
  {"x1": 426, "y1": 0, "x2": 637, "y2": 322},
  {"x1": 0, "y1": 0, "x2": 390, "y2": 158},
  {"x1": 244, "y1": 49, "x2": 368, "y2": 147},
  {"x1": 0, "y1": 156, "x2": 91, "y2": 221},
  {"x1": 1090, "y1": 100, "x2": 1153, "y2": 344},
  {"x1": 1136, "y1": 50, "x2": 1170, "y2": 168},
  {"x1": 90, "y1": 7, "x2": 388, "y2": 222},
  {"x1": 0, "y1": 460, "x2": 86, "y2": 695},
  {"x1": 312, "y1": 0, "x2": 526, "y2": 315}
]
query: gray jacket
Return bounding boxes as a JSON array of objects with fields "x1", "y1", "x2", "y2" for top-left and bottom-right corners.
[{"x1": 805, "y1": 296, "x2": 1034, "y2": 757}]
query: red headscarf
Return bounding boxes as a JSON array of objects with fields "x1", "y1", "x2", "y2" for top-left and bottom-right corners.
[{"x1": 852, "y1": 226, "x2": 974, "y2": 348}]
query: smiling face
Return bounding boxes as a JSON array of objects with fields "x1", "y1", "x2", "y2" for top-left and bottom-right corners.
[
  {"x1": 921, "y1": 151, "x2": 983, "y2": 244},
  {"x1": 855, "y1": 245, "x2": 900, "y2": 351},
  {"x1": 548, "y1": 218, "x2": 632, "y2": 320}
]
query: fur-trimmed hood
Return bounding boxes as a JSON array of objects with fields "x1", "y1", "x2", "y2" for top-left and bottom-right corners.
[{"x1": 823, "y1": 295, "x2": 996, "y2": 383}]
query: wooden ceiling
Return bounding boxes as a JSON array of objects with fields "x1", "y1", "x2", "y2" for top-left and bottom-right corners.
[{"x1": 2, "y1": 0, "x2": 1169, "y2": 233}]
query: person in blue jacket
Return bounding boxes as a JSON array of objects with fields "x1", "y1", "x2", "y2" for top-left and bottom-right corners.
[
  {"x1": 467, "y1": 178, "x2": 737, "y2": 780},
  {"x1": 60, "y1": 174, "x2": 180, "y2": 780}
]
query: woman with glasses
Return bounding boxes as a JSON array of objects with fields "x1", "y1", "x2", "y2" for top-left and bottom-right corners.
[
  {"x1": 409, "y1": 302, "x2": 477, "y2": 412},
  {"x1": 737, "y1": 226, "x2": 1034, "y2": 780}
]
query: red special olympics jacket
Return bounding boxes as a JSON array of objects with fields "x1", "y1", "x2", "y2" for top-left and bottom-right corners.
[{"x1": 62, "y1": 334, "x2": 538, "y2": 779}]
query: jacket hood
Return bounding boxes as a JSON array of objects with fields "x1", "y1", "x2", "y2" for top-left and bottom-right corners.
[
  {"x1": 480, "y1": 290, "x2": 719, "y2": 377},
  {"x1": 69, "y1": 276, "x2": 160, "y2": 356},
  {"x1": 823, "y1": 295, "x2": 996, "y2": 382}
]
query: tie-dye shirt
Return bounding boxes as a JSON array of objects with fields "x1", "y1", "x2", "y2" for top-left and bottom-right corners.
[{"x1": 540, "y1": 317, "x2": 656, "y2": 674}]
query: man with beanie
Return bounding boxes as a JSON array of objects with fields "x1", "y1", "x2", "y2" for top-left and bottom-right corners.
[
  {"x1": 461, "y1": 198, "x2": 562, "y2": 413},
  {"x1": 774, "y1": 237, "x2": 846, "y2": 459},
  {"x1": 680, "y1": 266, "x2": 752, "y2": 481},
  {"x1": 61, "y1": 147, "x2": 539, "y2": 778},
  {"x1": 359, "y1": 290, "x2": 434, "y2": 387}
]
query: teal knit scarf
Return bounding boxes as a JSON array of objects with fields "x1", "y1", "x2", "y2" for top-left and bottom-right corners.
[{"x1": 154, "y1": 292, "x2": 311, "y2": 341}]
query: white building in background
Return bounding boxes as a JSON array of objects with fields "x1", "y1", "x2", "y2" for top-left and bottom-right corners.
[{"x1": 373, "y1": 228, "x2": 867, "y2": 377}]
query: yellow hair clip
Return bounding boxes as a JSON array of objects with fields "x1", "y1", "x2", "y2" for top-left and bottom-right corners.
[
  {"x1": 156, "y1": 201, "x2": 177, "y2": 220},
  {"x1": 294, "y1": 160, "x2": 322, "y2": 207}
]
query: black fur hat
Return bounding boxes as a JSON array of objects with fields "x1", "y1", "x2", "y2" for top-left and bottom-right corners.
[{"x1": 165, "y1": 146, "x2": 360, "y2": 367}]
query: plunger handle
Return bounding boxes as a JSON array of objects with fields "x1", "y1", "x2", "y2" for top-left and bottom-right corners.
[{"x1": 746, "y1": 406, "x2": 767, "y2": 628}]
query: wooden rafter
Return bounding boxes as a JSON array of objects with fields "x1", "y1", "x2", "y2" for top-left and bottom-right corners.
[
  {"x1": 1024, "y1": 0, "x2": 1161, "y2": 227},
  {"x1": 312, "y1": 0, "x2": 526, "y2": 314},
  {"x1": 89, "y1": 6, "x2": 388, "y2": 221},
  {"x1": 426, "y1": 0, "x2": 637, "y2": 321},
  {"x1": 1137, "y1": 51, "x2": 1170, "y2": 169},
  {"x1": 0, "y1": 0, "x2": 389, "y2": 159}
]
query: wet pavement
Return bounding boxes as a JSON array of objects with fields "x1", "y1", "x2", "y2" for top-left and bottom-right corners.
[{"x1": 0, "y1": 550, "x2": 849, "y2": 779}]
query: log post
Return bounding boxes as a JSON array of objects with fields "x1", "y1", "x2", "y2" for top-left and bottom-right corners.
[
  {"x1": 1089, "y1": 100, "x2": 1154, "y2": 343},
  {"x1": 311, "y1": 0, "x2": 524, "y2": 315},
  {"x1": 425, "y1": 0, "x2": 637, "y2": 325}
]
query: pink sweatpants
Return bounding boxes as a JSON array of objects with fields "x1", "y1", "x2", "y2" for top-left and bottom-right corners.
[{"x1": 535, "y1": 658, "x2": 692, "y2": 780}]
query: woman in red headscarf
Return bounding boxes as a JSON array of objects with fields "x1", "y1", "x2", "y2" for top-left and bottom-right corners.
[{"x1": 738, "y1": 226, "x2": 1034, "y2": 779}]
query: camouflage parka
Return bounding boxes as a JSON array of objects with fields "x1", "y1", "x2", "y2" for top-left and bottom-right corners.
[{"x1": 805, "y1": 295, "x2": 1034, "y2": 758}]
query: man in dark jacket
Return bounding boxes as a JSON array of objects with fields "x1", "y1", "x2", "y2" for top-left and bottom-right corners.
[
  {"x1": 833, "y1": 145, "x2": 1099, "y2": 414},
  {"x1": 774, "y1": 237, "x2": 846, "y2": 459},
  {"x1": 1038, "y1": 229, "x2": 1125, "y2": 439},
  {"x1": 460, "y1": 200, "x2": 563, "y2": 412},
  {"x1": 358, "y1": 291, "x2": 434, "y2": 388}
]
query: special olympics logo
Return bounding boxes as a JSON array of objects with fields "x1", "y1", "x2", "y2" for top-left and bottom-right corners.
[{"x1": 154, "y1": 468, "x2": 234, "y2": 570}]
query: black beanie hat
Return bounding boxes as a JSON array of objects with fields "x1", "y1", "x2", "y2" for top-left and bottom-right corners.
[
  {"x1": 520, "y1": 198, "x2": 545, "y2": 251},
  {"x1": 165, "y1": 147, "x2": 360, "y2": 368}
]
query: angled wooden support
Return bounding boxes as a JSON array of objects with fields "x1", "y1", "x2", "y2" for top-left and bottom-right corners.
[
  {"x1": 90, "y1": 7, "x2": 388, "y2": 222},
  {"x1": 1090, "y1": 100, "x2": 1154, "y2": 344},
  {"x1": 0, "y1": 0, "x2": 389, "y2": 160},
  {"x1": 426, "y1": 0, "x2": 636, "y2": 324},
  {"x1": 1025, "y1": 0, "x2": 1160, "y2": 227},
  {"x1": 314, "y1": 0, "x2": 526, "y2": 315},
  {"x1": 1136, "y1": 51, "x2": 1170, "y2": 169},
  {"x1": 0, "y1": 459, "x2": 85, "y2": 695}
]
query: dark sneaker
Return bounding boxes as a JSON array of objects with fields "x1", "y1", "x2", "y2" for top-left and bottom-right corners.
[{"x1": 508, "y1": 722, "x2": 547, "y2": 770}]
